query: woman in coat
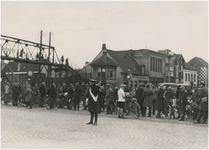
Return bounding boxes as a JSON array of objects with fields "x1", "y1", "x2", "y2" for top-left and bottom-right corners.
[
  {"x1": 155, "y1": 84, "x2": 165, "y2": 118},
  {"x1": 25, "y1": 84, "x2": 32, "y2": 109},
  {"x1": 143, "y1": 84, "x2": 153, "y2": 117},
  {"x1": 136, "y1": 84, "x2": 144, "y2": 116}
]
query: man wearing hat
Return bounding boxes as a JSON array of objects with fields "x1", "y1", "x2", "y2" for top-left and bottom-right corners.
[
  {"x1": 194, "y1": 81, "x2": 208, "y2": 124},
  {"x1": 86, "y1": 79, "x2": 100, "y2": 125},
  {"x1": 155, "y1": 84, "x2": 165, "y2": 119}
]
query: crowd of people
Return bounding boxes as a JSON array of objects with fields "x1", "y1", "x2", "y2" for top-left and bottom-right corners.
[{"x1": 2, "y1": 79, "x2": 208, "y2": 125}]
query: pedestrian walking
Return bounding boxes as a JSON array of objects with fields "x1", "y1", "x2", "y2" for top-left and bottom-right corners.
[
  {"x1": 105, "y1": 84, "x2": 113, "y2": 114},
  {"x1": 74, "y1": 82, "x2": 82, "y2": 111},
  {"x1": 155, "y1": 84, "x2": 165, "y2": 119},
  {"x1": 25, "y1": 84, "x2": 32, "y2": 109},
  {"x1": 86, "y1": 79, "x2": 100, "y2": 125},
  {"x1": 142, "y1": 84, "x2": 153, "y2": 117},
  {"x1": 178, "y1": 86, "x2": 187, "y2": 121},
  {"x1": 136, "y1": 84, "x2": 144, "y2": 116},
  {"x1": 39, "y1": 82, "x2": 46, "y2": 107},
  {"x1": 194, "y1": 81, "x2": 208, "y2": 124},
  {"x1": 117, "y1": 84, "x2": 127, "y2": 119}
]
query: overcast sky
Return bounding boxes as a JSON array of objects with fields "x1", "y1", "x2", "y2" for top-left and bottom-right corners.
[{"x1": 1, "y1": 1, "x2": 208, "y2": 68}]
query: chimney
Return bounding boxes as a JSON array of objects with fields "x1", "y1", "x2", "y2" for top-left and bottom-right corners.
[{"x1": 102, "y1": 43, "x2": 106, "y2": 50}]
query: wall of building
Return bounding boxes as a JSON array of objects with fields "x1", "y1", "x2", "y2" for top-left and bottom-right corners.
[
  {"x1": 183, "y1": 69, "x2": 198, "y2": 86},
  {"x1": 133, "y1": 50, "x2": 165, "y2": 83}
]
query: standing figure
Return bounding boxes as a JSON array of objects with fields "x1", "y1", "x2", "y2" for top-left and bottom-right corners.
[
  {"x1": 165, "y1": 86, "x2": 175, "y2": 117},
  {"x1": 191, "y1": 85, "x2": 199, "y2": 120},
  {"x1": 74, "y1": 82, "x2": 82, "y2": 111},
  {"x1": 194, "y1": 81, "x2": 208, "y2": 124},
  {"x1": 58, "y1": 83, "x2": 67, "y2": 108},
  {"x1": 178, "y1": 86, "x2": 187, "y2": 121},
  {"x1": 136, "y1": 84, "x2": 144, "y2": 116},
  {"x1": 12, "y1": 83, "x2": 20, "y2": 106},
  {"x1": 81, "y1": 82, "x2": 86, "y2": 109},
  {"x1": 152, "y1": 85, "x2": 157, "y2": 115},
  {"x1": 67, "y1": 83, "x2": 74, "y2": 110},
  {"x1": 39, "y1": 82, "x2": 46, "y2": 107},
  {"x1": 155, "y1": 84, "x2": 165, "y2": 118},
  {"x1": 142, "y1": 84, "x2": 153, "y2": 117},
  {"x1": 47, "y1": 83, "x2": 57, "y2": 109},
  {"x1": 25, "y1": 84, "x2": 32, "y2": 109},
  {"x1": 117, "y1": 84, "x2": 127, "y2": 119},
  {"x1": 86, "y1": 79, "x2": 100, "y2": 125},
  {"x1": 105, "y1": 84, "x2": 113, "y2": 114},
  {"x1": 98, "y1": 85, "x2": 105, "y2": 112}
]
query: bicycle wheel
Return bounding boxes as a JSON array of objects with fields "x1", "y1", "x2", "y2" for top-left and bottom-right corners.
[
  {"x1": 1, "y1": 95, "x2": 6, "y2": 105},
  {"x1": 45, "y1": 98, "x2": 52, "y2": 110},
  {"x1": 173, "y1": 107, "x2": 179, "y2": 119},
  {"x1": 133, "y1": 103, "x2": 140, "y2": 119},
  {"x1": 18, "y1": 97, "x2": 25, "y2": 107},
  {"x1": 56, "y1": 98, "x2": 61, "y2": 108}
]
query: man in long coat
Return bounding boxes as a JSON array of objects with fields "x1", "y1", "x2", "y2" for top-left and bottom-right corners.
[
  {"x1": 86, "y1": 79, "x2": 100, "y2": 125},
  {"x1": 178, "y1": 86, "x2": 187, "y2": 121},
  {"x1": 155, "y1": 84, "x2": 165, "y2": 118},
  {"x1": 74, "y1": 82, "x2": 82, "y2": 111},
  {"x1": 105, "y1": 84, "x2": 113, "y2": 114},
  {"x1": 136, "y1": 84, "x2": 144, "y2": 116},
  {"x1": 194, "y1": 81, "x2": 208, "y2": 124}
]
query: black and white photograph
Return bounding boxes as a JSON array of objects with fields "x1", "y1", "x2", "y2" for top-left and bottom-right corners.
[{"x1": 1, "y1": 1, "x2": 208, "y2": 149}]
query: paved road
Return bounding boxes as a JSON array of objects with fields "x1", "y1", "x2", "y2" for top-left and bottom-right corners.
[{"x1": 1, "y1": 105, "x2": 208, "y2": 149}]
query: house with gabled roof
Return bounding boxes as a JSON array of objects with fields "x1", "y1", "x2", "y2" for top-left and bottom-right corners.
[{"x1": 83, "y1": 44, "x2": 169, "y2": 89}]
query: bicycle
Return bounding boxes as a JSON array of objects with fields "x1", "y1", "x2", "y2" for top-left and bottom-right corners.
[
  {"x1": 110, "y1": 100, "x2": 118, "y2": 115},
  {"x1": 1, "y1": 93, "x2": 13, "y2": 106},
  {"x1": 56, "y1": 93, "x2": 69, "y2": 109},
  {"x1": 45, "y1": 95, "x2": 58, "y2": 110},
  {"x1": 123, "y1": 92, "x2": 141, "y2": 119}
]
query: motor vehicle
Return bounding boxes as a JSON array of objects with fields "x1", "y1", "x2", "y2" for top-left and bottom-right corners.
[{"x1": 158, "y1": 83, "x2": 177, "y2": 92}]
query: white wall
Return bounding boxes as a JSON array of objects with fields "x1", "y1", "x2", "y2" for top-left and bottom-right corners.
[{"x1": 183, "y1": 69, "x2": 198, "y2": 85}]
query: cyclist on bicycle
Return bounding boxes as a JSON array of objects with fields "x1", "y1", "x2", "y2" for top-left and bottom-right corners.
[
  {"x1": 58, "y1": 83, "x2": 67, "y2": 108},
  {"x1": 48, "y1": 83, "x2": 57, "y2": 109}
]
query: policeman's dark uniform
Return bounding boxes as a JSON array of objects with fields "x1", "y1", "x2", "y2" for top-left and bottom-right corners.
[{"x1": 86, "y1": 79, "x2": 100, "y2": 125}]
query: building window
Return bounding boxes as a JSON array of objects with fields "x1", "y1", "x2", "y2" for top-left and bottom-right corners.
[
  {"x1": 194, "y1": 74, "x2": 196, "y2": 82},
  {"x1": 106, "y1": 68, "x2": 116, "y2": 79},
  {"x1": 191, "y1": 74, "x2": 193, "y2": 81},
  {"x1": 188, "y1": 73, "x2": 190, "y2": 81},
  {"x1": 102, "y1": 68, "x2": 105, "y2": 77},
  {"x1": 185, "y1": 73, "x2": 187, "y2": 81},
  {"x1": 150, "y1": 57, "x2": 162, "y2": 72},
  {"x1": 98, "y1": 68, "x2": 101, "y2": 77}
]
